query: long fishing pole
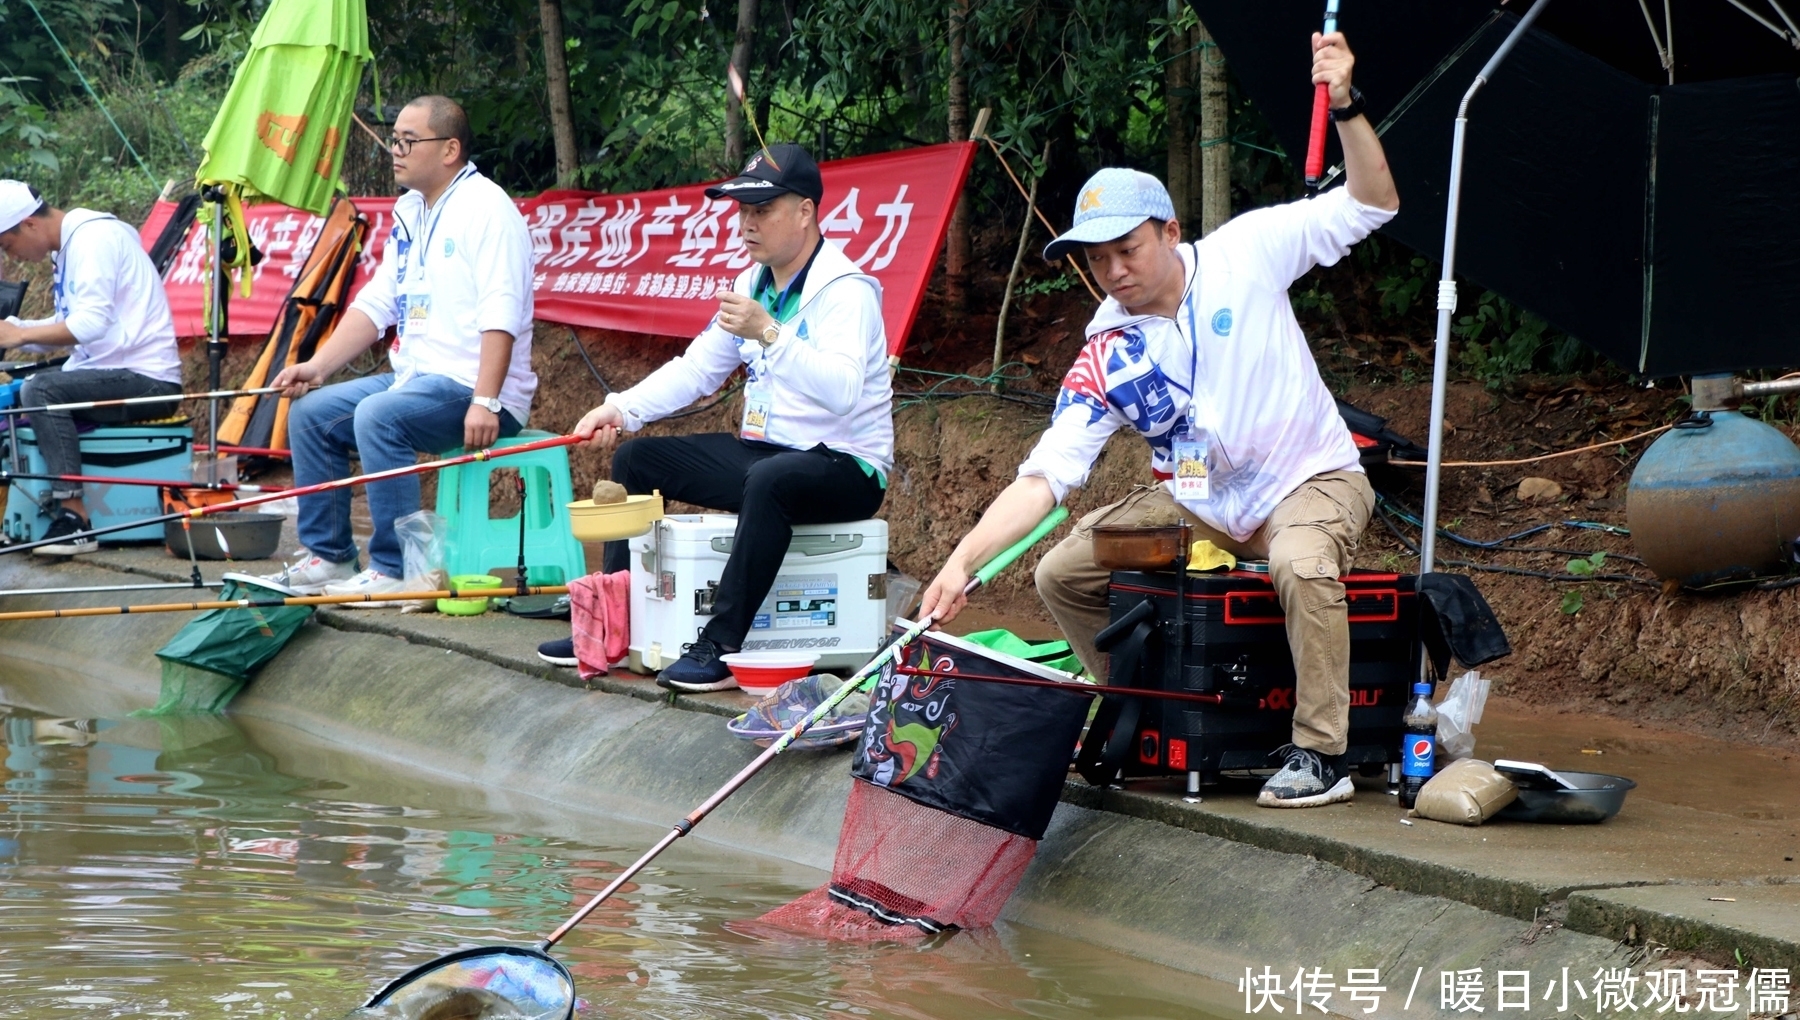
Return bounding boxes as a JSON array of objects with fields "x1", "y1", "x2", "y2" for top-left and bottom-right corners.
[
  {"x1": 0, "y1": 583, "x2": 571, "y2": 623},
  {"x1": 0, "y1": 385, "x2": 282, "y2": 419},
  {"x1": 532, "y1": 506, "x2": 1069, "y2": 952},
  {"x1": 0, "y1": 470, "x2": 285, "y2": 493},
  {"x1": 0, "y1": 580, "x2": 219, "y2": 598},
  {"x1": 0, "y1": 432, "x2": 583, "y2": 557}
]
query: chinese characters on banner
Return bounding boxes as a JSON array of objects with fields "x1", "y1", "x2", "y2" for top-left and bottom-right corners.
[{"x1": 140, "y1": 142, "x2": 977, "y2": 357}]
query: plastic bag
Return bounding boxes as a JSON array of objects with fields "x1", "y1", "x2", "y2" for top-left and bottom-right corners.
[
  {"x1": 1436, "y1": 669, "x2": 1491, "y2": 761},
  {"x1": 1410, "y1": 758, "x2": 1517, "y2": 826},
  {"x1": 396, "y1": 509, "x2": 450, "y2": 613}
]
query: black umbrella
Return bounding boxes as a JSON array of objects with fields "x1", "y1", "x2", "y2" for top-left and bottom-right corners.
[{"x1": 1188, "y1": 0, "x2": 1800, "y2": 378}]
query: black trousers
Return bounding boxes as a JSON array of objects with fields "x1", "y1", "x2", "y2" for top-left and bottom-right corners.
[{"x1": 607, "y1": 433, "x2": 887, "y2": 648}]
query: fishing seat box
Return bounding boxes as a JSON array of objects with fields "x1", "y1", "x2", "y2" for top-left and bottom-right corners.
[
  {"x1": 628, "y1": 514, "x2": 889, "y2": 674},
  {"x1": 1101, "y1": 569, "x2": 1420, "y2": 780},
  {"x1": 2, "y1": 424, "x2": 193, "y2": 544}
]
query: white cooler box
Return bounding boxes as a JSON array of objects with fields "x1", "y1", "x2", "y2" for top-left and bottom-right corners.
[{"x1": 629, "y1": 514, "x2": 889, "y2": 674}]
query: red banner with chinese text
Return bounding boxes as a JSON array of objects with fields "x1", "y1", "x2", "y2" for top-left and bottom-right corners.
[{"x1": 142, "y1": 142, "x2": 975, "y2": 357}]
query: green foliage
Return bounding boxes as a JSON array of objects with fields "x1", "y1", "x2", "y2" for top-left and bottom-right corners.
[
  {"x1": 0, "y1": 79, "x2": 60, "y2": 176},
  {"x1": 1376, "y1": 256, "x2": 1430, "y2": 318},
  {"x1": 1565, "y1": 551, "x2": 1607, "y2": 576},
  {"x1": 1454, "y1": 289, "x2": 1591, "y2": 388},
  {"x1": 1560, "y1": 588, "x2": 1584, "y2": 615},
  {"x1": 1017, "y1": 272, "x2": 1074, "y2": 298}
]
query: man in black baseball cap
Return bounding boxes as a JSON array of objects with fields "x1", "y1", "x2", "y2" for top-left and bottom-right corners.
[
  {"x1": 703, "y1": 143, "x2": 823, "y2": 205},
  {"x1": 546, "y1": 144, "x2": 896, "y2": 693}
]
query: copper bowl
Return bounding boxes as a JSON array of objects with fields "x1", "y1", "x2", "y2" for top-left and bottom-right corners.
[{"x1": 1091, "y1": 523, "x2": 1190, "y2": 570}]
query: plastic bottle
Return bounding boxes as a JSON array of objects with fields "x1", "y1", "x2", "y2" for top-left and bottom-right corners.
[{"x1": 1398, "y1": 682, "x2": 1439, "y2": 810}]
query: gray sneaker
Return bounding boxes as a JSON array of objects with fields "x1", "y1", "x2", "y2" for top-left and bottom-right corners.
[
  {"x1": 262, "y1": 550, "x2": 358, "y2": 595},
  {"x1": 1256, "y1": 744, "x2": 1354, "y2": 808}
]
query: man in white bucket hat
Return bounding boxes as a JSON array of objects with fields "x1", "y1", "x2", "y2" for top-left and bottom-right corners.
[
  {"x1": 922, "y1": 31, "x2": 1400, "y2": 809},
  {"x1": 0, "y1": 180, "x2": 182, "y2": 556}
]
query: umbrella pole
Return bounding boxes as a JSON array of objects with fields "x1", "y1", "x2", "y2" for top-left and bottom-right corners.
[
  {"x1": 206, "y1": 186, "x2": 227, "y2": 489},
  {"x1": 1420, "y1": 0, "x2": 1554, "y2": 574}
]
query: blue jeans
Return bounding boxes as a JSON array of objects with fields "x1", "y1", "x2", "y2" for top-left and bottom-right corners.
[{"x1": 288, "y1": 373, "x2": 520, "y2": 576}]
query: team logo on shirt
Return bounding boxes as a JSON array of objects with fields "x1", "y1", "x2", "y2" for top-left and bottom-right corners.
[
  {"x1": 1053, "y1": 327, "x2": 1186, "y2": 442},
  {"x1": 1211, "y1": 308, "x2": 1233, "y2": 336}
]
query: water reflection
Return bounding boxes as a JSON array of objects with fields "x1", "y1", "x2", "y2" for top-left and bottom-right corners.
[{"x1": 0, "y1": 700, "x2": 1229, "y2": 1019}]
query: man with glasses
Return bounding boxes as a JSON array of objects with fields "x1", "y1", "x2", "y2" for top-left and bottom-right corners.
[
  {"x1": 0, "y1": 181, "x2": 182, "y2": 556},
  {"x1": 263, "y1": 95, "x2": 537, "y2": 600}
]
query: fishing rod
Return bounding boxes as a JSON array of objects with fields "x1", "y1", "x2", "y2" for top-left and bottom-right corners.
[
  {"x1": 1304, "y1": 0, "x2": 1342, "y2": 188},
  {"x1": 0, "y1": 385, "x2": 283, "y2": 419},
  {"x1": 0, "y1": 583, "x2": 571, "y2": 623},
  {"x1": 0, "y1": 580, "x2": 219, "y2": 598},
  {"x1": 0, "y1": 432, "x2": 583, "y2": 557},
  {"x1": 892, "y1": 664, "x2": 1228, "y2": 705},
  {"x1": 0, "y1": 469, "x2": 285, "y2": 493}
]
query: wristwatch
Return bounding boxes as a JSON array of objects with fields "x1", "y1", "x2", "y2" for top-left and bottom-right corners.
[
  {"x1": 758, "y1": 323, "x2": 781, "y2": 349},
  {"x1": 1330, "y1": 86, "x2": 1367, "y2": 123},
  {"x1": 472, "y1": 395, "x2": 503, "y2": 414}
]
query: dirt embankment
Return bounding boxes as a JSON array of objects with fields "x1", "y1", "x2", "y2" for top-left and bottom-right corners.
[{"x1": 174, "y1": 266, "x2": 1800, "y2": 753}]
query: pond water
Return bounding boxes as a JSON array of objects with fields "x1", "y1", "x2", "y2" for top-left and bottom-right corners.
[{"x1": 0, "y1": 672, "x2": 1235, "y2": 1020}]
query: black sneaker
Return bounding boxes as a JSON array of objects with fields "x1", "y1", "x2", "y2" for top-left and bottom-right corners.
[
  {"x1": 33, "y1": 509, "x2": 98, "y2": 557},
  {"x1": 537, "y1": 637, "x2": 578, "y2": 667},
  {"x1": 1256, "y1": 744, "x2": 1354, "y2": 808},
  {"x1": 656, "y1": 636, "x2": 738, "y2": 692}
]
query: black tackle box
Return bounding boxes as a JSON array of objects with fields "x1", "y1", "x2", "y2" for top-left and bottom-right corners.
[{"x1": 1099, "y1": 569, "x2": 1421, "y2": 779}]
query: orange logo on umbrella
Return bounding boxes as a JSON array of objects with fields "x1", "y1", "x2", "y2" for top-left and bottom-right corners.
[
  {"x1": 314, "y1": 125, "x2": 340, "y2": 177},
  {"x1": 256, "y1": 111, "x2": 309, "y2": 164}
]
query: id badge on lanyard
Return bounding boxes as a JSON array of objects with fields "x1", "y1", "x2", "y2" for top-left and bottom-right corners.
[
  {"x1": 741, "y1": 361, "x2": 772, "y2": 441},
  {"x1": 1171, "y1": 422, "x2": 1211, "y2": 503},
  {"x1": 401, "y1": 278, "x2": 431, "y2": 340}
]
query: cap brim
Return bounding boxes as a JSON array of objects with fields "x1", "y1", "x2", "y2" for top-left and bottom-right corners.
[
  {"x1": 703, "y1": 177, "x2": 792, "y2": 204},
  {"x1": 1041, "y1": 214, "x2": 1153, "y2": 263}
]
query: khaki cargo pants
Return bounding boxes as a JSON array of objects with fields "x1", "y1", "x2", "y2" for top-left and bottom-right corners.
[{"x1": 1035, "y1": 470, "x2": 1375, "y2": 756}]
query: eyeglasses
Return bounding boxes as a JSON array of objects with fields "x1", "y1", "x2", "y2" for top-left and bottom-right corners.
[{"x1": 386, "y1": 134, "x2": 452, "y2": 156}]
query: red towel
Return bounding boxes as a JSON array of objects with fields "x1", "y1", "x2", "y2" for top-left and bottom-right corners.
[{"x1": 571, "y1": 570, "x2": 630, "y2": 679}]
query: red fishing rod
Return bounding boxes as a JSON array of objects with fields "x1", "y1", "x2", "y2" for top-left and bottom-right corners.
[
  {"x1": 0, "y1": 432, "x2": 583, "y2": 556},
  {"x1": 1303, "y1": 0, "x2": 1342, "y2": 188},
  {"x1": 0, "y1": 469, "x2": 285, "y2": 493}
]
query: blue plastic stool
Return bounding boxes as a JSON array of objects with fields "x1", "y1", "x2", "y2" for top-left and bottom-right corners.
[{"x1": 434, "y1": 429, "x2": 587, "y2": 585}]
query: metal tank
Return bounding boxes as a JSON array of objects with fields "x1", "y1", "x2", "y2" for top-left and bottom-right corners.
[{"x1": 1626, "y1": 376, "x2": 1800, "y2": 586}]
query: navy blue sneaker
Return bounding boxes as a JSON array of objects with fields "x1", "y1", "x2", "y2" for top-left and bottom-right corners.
[
  {"x1": 656, "y1": 636, "x2": 737, "y2": 692},
  {"x1": 537, "y1": 637, "x2": 577, "y2": 667}
]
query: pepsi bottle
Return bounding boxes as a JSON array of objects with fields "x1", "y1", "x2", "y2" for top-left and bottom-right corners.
[{"x1": 1398, "y1": 682, "x2": 1438, "y2": 809}]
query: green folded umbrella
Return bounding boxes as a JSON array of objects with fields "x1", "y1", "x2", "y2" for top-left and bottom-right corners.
[{"x1": 195, "y1": 0, "x2": 371, "y2": 217}]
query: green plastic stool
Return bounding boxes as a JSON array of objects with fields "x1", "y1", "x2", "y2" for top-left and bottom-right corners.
[{"x1": 434, "y1": 429, "x2": 587, "y2": 585}]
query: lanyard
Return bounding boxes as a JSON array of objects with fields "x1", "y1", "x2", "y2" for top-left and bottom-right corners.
[
  {"x1": 51, "y1": 216, "x2": 111, "y2": 317},
  {"x1": 408, "y1": 164, "x2": 476, "y2": 277}
]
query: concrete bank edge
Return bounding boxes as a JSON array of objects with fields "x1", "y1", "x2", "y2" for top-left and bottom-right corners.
[{"x1": 0, "y1": 556, "x2": 1748, "y2": 1005}]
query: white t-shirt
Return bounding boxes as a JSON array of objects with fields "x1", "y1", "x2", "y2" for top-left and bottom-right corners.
[
  {"x1": 605, "y1": 237, "x2": 895, "y2": 475},
  {"x1": 1018, "y1": 187, "x2": 1395, "y2": 541},
  {"x1": 11, "y1": 209, "x2": 181, "y2": 383},
  {"x1": 350, "y1": 163, "x2": 538, "y2": 422}
]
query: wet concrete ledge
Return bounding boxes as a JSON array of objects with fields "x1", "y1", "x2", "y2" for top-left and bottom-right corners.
[{"x1": 1, "y1": 551, "x2": 1793, "y2": 1000}]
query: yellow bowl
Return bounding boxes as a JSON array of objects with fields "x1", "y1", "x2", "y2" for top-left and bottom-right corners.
[{"x1": 567, "y1": 492, "x2": 663, "y2": 542}]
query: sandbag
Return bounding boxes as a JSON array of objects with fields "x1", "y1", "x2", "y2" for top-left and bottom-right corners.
[{"x1": 1410, "y1": 758, "x2": 1518, "y2": 826}]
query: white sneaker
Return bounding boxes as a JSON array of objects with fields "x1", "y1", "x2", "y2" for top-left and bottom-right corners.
[
  {"x1": 324, "y1": 568, "x2": 408, "y2": 608},
  {"x1": 262, "y1": 550, "x2": 358, "y2": 595}
]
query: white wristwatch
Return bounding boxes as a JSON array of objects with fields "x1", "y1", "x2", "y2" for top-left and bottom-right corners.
[{"x1": 472, "y1": 395, "x2": 503, "y2": 414}]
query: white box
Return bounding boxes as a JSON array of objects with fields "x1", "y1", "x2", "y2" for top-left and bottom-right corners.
[{"x1": 628, "y1": 514, "x2": 889, "y2": 673}]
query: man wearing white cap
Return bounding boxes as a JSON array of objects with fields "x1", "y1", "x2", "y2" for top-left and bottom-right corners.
[
  {"x1": 920, "y1": 32, "x2": 1399, "y2": 808},
  {"x1": 0, "y1": 181, "x2": 182, "y2": 556}
]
